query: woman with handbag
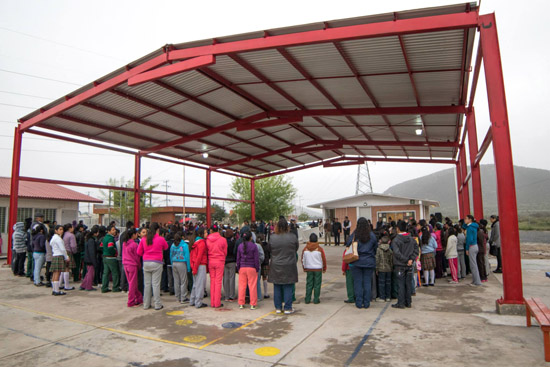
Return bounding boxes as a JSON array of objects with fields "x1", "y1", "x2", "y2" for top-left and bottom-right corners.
[{"x1": 346, "y1": 217, "x2": 378, "y2": 309}]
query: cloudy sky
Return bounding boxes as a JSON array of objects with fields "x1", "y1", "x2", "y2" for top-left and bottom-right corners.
[{"x1": 0, "y1": 0, "x2": 548, "y2": 215}]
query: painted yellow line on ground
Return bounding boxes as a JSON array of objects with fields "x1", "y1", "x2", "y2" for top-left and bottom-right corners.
[{"x1": 0, "y1": 301, "x2": 200, "y2": 349}]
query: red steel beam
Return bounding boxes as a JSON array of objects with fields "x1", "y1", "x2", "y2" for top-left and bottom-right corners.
[
  {"x1": 128, "y1": 55, "x2": 215, "y2": 86},
  {"x1": 323, "y1": 157, "x2": 455, "y2": 167},
  {"x1": 134, "y1": 154, "x2": 141, "y2": 225},
  {"x1": 206, "y1": 170, "x2": 212, "y2": 227},
  {"x1": 480, "y1": 13, "x2": 523, "y2": 305},
  {"x1": 18, "y1": 52, "x2": 169, "y2": 131},
  {"x1": 7, "y1": 127, "x2": 22, "y2": 264},
  {"x1": 236, "y1": 117, "x2": 303, "y2": 131},
  {"x1": 459, "y1": 147, "x2": 471, "y2": 214},
  {"x1": 468, "y1": 39, "x2": 483, "y2": 109},
  {"x1": 455, "y1": 162, "x2": 464, "y2": 218},
  {"x1": 467, "y1": 108, "x2": 484, "y2": 219},
  {"x1": 211, "y1": 196, "x2": 251, "y2": 204},
  {"x1": 453, "y1": 28, "x2": 471, "y2": 158},
  {"x1": 266, "y1": 106, "x2": 466, "y2": 117},
  {"x1": 168, "y1": 12, "x2": 479, "y2": 61},
  {"x1": 250, "y1": 179, "x2": 256, "y2": 222},
  {"x1": 233, "y1": 68, "x2": 464, "y2": 86},
  {"x1": 20, "y1": 176, "x2": 134, "y2": 192},
  {"x1": 474, "y1": 126, "x2": 492, "y2": 167}
]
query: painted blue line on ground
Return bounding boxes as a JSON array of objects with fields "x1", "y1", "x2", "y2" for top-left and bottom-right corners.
[{"x1": 344, "y1": 302, "x2": 391, "y2": 366}]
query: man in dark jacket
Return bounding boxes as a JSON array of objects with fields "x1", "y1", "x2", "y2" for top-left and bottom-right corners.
[
  {"x1": 332, "y1": 218, "x2": 342, "y2": 246},
  {"x1": 391, "y1": 220, "x2": 419, "y2": 309}
]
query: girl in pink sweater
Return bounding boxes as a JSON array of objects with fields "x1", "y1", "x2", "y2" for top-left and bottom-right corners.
[{"x1": 122, "y1": 229, "x2": 142, "y2": 307}]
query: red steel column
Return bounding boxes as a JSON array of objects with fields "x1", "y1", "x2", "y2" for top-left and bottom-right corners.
[
  {"x1": 455, "y1": 162, "x2": 464, "y2": 219},
  {"x1": 206, "y1": 169, "x2": 212, "y2": 228},
  {"x1": 459, "y1": 148, "x2": 471, "y2": 215},
  {"x1": 134, "y1": 154, "x2": 141, "y2": 226},
  {"x1": 480, "y1": 13, "x2": 523, "y2": 304},
  {"x1": 7, "y1": 127, "x2": 23, "y2": 265},
  {"x1": 467, "y1": 108, "x2": 484, "y2": 219},
  {"x1": 251, "y1": 178, "x2": 256, "y2": 222}
]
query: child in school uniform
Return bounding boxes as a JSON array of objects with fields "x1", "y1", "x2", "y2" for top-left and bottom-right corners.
[
  {"x1": 445, "y1": 227, "x2": 459, "y2": 284},
  {"x1": 301, "y1": 233, "x2": 327, "y2": 304}
]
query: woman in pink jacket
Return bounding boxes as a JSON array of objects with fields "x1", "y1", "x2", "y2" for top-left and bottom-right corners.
[
  {"x1": 206, "y1": 225, "x2": 227, "y2": 308},
  {"x1": 137, "y1": 223, "x2": 168, "y2": 310},
  {"x1": 122, "y1": 228, "x2": 142, "y2": 307}
]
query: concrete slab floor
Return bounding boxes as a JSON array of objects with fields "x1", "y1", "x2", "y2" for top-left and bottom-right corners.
[{"x1": 1, "y1": 245, "x2": 549, "y2": 366}]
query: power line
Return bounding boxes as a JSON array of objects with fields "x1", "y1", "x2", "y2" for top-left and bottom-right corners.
[
  {"x1": 0, "y1": 26, "x2": 124, "y2": 62},
  {"x1": 0, "y1": 68, "x2": 82, "y2": 86},
  {"x1": 0, "y1": 90, "x2": 55, "y2": 100},
  {"x1": 0, "y1": 102, "x2": 38, "y2": 109}
]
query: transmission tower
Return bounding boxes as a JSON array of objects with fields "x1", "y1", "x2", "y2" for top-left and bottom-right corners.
[{"x1": 355, "y1": 162, "x2": 374, "y2": 194}]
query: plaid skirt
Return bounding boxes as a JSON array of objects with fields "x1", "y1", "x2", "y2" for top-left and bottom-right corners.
[
  {"x1": 261, "y1": 264, "x2": 270, "y2": 278},
  {"x1": 421, "y1": 252, "x2": 436, "y2": 271},
  {"x1": 65, "y1": 252, "x2": 76, "y2": 270},
  {"x1": 51, "y1": 256, "x2": 67, "y2": 272}
]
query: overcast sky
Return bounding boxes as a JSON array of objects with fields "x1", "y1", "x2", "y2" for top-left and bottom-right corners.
[{"x1": 1, "y1": 0, "x2": 548, "y2": 215}]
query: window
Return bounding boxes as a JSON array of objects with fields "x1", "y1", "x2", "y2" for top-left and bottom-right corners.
[
  {"x1": 17, "y1": 208, "x2": 32, "y2": 222},
  {"x1": 0, "y1": 207, "x2": 6, "y2": 233},
  {"x1": 34, "y1": 208, "x2": 57, "y2": 223},
  {"x1": 377, "y1": 211, "x2": 416, "y2": 222}
]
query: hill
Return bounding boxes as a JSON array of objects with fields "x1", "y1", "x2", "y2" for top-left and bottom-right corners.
[{"x1": 383, "y1": 165, "x2": 550, "y2": 223}]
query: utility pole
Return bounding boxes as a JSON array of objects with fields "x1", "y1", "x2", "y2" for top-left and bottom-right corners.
[{"x1": 108, "y1": 189, "x2": 112, "y2": 225}]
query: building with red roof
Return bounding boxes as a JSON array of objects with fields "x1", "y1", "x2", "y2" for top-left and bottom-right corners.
[{"x1": 0, "y1": 177, "x2": 101, "y2": 253}]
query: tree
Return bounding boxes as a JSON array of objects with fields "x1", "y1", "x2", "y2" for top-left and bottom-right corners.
[
  {"x1": 198, "y1": 203, "x2": 227, "y2": 223},
  {"x1": 230, "y1": 176, "x2": 296, "y2": 222},
  {"x1": 99, "y1": 177, "x2": 159, "y2": 224},
  {"x1": 298, "y1": 212, "x2": 310, "y2": 221}
]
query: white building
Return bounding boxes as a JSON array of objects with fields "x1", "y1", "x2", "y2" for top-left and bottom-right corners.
[{"x1": 0, "y1": 177, "x2": 101, "y2": 253}]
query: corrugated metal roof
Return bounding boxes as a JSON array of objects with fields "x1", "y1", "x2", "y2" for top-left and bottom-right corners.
[
  {"x1": 18, "y1": 3, "x2": 478, "y2": 176},
  {"x1": 0, "y1": 177, "x2": 102, "y2": 203}
]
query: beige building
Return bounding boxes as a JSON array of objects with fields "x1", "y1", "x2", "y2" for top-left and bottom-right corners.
[{"x1": 310, "y1": 193, "x2": 439, "y2": 233}]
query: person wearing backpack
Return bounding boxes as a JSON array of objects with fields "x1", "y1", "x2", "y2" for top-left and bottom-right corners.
[{"x1": 376, "y1": 235, "x2": 393, "y2": 302}]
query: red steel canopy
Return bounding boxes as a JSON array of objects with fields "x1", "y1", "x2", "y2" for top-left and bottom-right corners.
[
  {"x1": 9, "y1": 3, "x2": 524, "y2": 310},
  {"x1": 18, "y1": 3, "x2": 478, "y2": 177}
]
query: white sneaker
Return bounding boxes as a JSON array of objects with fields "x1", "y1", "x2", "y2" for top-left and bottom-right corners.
[
  {"x1": 284, "y1": 309, "x2": 295, "y2": 315},
  {"x1": 239, "y1": 305, "x2": 244, "y2": 309},
  {"x1": 275, "y1": 309, "x2": 282, "y2": 314},
  {"x1": 251, "y1": 305, "x2": 257, "y2": 310}
]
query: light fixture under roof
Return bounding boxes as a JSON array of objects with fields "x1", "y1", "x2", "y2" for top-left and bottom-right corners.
[
  {"x1": 415, "y1": 129, "x2": 423, "y2": 135},
  {"x1": 202, "y1": 152, "x2": 209, "y2": 158}
]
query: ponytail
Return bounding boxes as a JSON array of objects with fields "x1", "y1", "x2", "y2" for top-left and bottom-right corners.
[{"x1": 147, "y1": 222, "x2": 159, "y2": 245}]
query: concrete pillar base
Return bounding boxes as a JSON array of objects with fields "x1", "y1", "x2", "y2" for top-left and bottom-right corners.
[{"x1": 496, "y1": 300, "x2": 525, "y2": 316}]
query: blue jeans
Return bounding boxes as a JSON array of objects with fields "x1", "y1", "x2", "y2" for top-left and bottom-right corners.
[
  {"x1": 351, "y1": 267, "x2": 374, "y2": 308},
  {"x1": 377, "y1": 271, "x2": 391, "y2": 300},
  {"x1": 32, "y1": 252, "x2": 45, "y2": 285},
  {"x1": 273, "y1": 283, "x2": 294, "y2": 311}
]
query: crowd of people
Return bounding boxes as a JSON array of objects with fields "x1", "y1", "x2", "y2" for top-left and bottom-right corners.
[{"x1": 10, "y1": 211, "x2": 501, "y2": 313}]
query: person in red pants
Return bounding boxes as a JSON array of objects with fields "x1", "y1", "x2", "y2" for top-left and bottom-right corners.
[
  {"x1": 122, "y1": 228, "x2": 143, "y2": 307},
  {"x1": 236, "y1": 231, "x2": 260, "y2": 310},
  {"x1": 206, "y1": 225, "x2": 227, "y2": 308}
]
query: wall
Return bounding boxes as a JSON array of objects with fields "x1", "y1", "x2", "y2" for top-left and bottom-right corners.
[{"x1": 151, "y1": 212, "x2": 176, "y2": 224}]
